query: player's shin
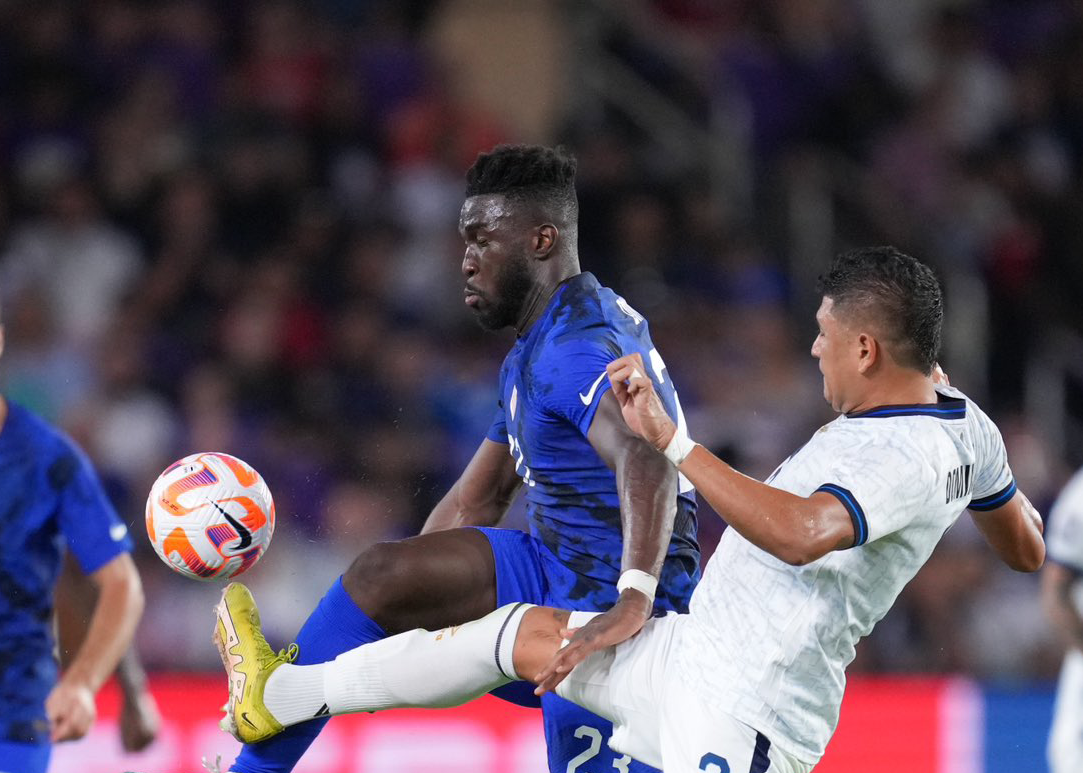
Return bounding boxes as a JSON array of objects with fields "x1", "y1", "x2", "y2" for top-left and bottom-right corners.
[{"x1": 265, "y1": 602, "x2": 534, "y2": 724}]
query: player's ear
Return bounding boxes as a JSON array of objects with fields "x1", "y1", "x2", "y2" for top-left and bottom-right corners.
[
  {"x1": 0, "y1": 325, "x2": 5, "y2": 360},
  {"x1": 534, "y1": 224, "x2": 558, "y2": 258},
  {"x1": 855, "y1": 332, "x2": 878, "y2": 374}
]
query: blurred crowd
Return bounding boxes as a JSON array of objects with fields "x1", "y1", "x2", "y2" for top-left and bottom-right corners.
[{"x1": 0, "y1": 0, "x2": 1079, "y2": 678}]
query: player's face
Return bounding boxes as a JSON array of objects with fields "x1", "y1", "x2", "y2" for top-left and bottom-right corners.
[
  {"x1": 811, "y1": 297, "x2": 860, "y2": 412},
  {"x1": 459, "y1": 195, "x2": 534, "y2": 331}
]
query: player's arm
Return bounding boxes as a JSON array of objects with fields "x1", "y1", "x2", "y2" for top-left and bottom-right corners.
[
  {"x1": 47, "y1": 551, "x2": 144, "y2": 742},
  {"x1": 606, "y1": 353, "x2": 854, "y2": 565},
  {"x1": 968, "y1": 491, "x2": 1045, "y2": 572},
  {"x1": 55, "y1": 553, "x2": 159, "y2": 751},
  {"x1": 533, "y1": 391, "x2": 675, "y2": 691},
  {"x1": 1042, "y1": 561, "x2": 1083, "y2": 651},
  {"x1": 420, "y1": 438, "x2": 522, "y2": 533}
]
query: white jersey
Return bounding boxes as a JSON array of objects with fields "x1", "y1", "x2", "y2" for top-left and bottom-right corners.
[
  {"x1": 1046, "y1": 467, "x2": 1083, "y2": 773},
  {"x1": 675, "y1": 386, "x2": 1016, "y2": 763},
  {"x1": 1046, "y1": 468, "x2": 1083, "y2": 575}
]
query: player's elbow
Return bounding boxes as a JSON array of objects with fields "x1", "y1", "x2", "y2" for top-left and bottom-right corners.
[
  {"x1": 771, "y1": 518, "x2": 836, "y2": 567},
  {"x1": 1004, "y1": 540, "x2": 1045, "y2": 573}
]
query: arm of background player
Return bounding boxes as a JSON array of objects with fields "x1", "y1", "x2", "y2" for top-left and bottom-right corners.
[
  {"x1": 420, "y1": 438, "x2": 523, "y2": 533},
  {"x1": 47, "y1": 551, "x2": 144, "y2": 742},
  {"x1": 607, "y1": 353, "x2": 855, "y2": 566},
  {"x1": 969, "y1": 491, "x2": 1045, "y2": 572},
  {"x1": 534, "y1": 392, "x2": 675, "y2": 688},
  {"x1": 55, "y1": 554, "x2": 160, "y2": 751},
  {"x1": 1042, "y1": 562, "x2": 1083, "y2": 651}
]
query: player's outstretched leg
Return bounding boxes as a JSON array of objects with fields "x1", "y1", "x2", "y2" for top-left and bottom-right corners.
[
  {"x1": 214, "y1": 583, "x2": 300, "y2": 743},
  {"x1": 214, "y1": 587, "x2": 558, "y2": 742}
]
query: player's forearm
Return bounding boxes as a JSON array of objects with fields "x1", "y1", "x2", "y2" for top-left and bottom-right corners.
[
  {"x1": 678, "y1": 446, "x2": 848, "y2": 565},
  {"x1": 65, "y1": 560, "x2": 144, "y2": 693},
  {"x1": 114, "y1": 647, "x2": 149, "y2": 696},
  {"x1": 617, "y1": 438, "x2": 676, "y2": 580}
]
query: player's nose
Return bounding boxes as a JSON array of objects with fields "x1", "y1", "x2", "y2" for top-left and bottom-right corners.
[{"x1": 462, "y1": 250, "x2": 478, "y2": 278}]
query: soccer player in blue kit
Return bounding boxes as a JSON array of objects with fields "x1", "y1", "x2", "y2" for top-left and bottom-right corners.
[
  {"x1": 217, "y1": 144, "x2": 701, "y2": 773},
  {"x1": 0, "y1": 325, "x2": 145, "y2": 772}
]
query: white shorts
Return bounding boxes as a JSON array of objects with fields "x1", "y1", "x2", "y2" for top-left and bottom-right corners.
[
  {"x1": 555, "y1": 612, "x2": 812, "y2": 773},
  {"x1": 1049, "y1": 650, "x2": 1083, "y2": 773}
]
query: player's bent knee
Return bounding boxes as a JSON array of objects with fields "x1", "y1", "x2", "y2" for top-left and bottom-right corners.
[{"x1": 341, "y1": 541, "x2": 411, "y2": 625}]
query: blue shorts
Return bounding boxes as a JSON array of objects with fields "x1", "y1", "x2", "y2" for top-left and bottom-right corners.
[
  {"x1": 476, "y1": 527, "x2": 661, "y2": 773},
  {"x1": 0, "y1": 740, "x2": 50, "y2": 773}
]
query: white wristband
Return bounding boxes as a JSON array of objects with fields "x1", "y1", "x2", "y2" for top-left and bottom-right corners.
[
  {"x1": 662, "y1": 427, "x2": 697, "y2": 466},
  {"x1": 617, "y1": 569, "x2": 658, "y2": 602}
]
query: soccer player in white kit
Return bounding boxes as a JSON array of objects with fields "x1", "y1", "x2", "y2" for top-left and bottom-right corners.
[
  {"x1": 1043, "y1": 466, "x2": 1083, "y2": 773},
  {"x1": 216, "y1": 247, "x2": 1045, "y2": 772}
]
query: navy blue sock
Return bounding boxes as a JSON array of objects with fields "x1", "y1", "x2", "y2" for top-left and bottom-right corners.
[{"x1": 229, "y1": 577, "x2": 388, "y2": 773}]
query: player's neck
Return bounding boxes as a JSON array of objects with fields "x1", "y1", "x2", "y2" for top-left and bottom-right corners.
[
  {"x1": 514, "y1": 271, "x2": 579, "y2": 335},
  {"x1": 843, "y1": 372, "x2": 937, "y2": 414}
]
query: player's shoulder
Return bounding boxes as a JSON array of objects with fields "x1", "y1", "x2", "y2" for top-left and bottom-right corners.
[
  {"x1": 536, "y1": 274, "x2": 623, "y2": 348},
  {"x1": 5, "y1": 401, "x2": 90, "y2": 480}
]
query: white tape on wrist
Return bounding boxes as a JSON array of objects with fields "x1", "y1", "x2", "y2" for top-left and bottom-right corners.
[
  {"x1": 617, "y1": 569, "x2": 658, "y2": 602},
  {"x1": 662, "y1": 427, "x2": 697, "y2": 466}
]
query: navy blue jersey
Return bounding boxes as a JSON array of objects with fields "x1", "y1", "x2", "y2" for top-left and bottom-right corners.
[
  {"x1": 486, "y1": 273, "x2": 699, "y2": 612},
  {"x1": 0, "y1": 401, "x2": 133, "y2": 744}
]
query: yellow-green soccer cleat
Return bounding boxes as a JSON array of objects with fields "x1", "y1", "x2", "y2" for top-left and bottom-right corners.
[{"x1": 213, "y1": 582, "x2": 299, "y2": 744}]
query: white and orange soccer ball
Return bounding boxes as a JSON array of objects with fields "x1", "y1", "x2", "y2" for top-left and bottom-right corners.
[{"x1": 145, "y1": 452, "x2": 275, "y2": 581}]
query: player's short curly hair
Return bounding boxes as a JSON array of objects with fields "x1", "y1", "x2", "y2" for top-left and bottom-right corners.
[
  {"x1": 818, "y1": 246, "x2": 943, "y2": 375},
  {"x1": 465, "y1": 144, "x2": 578, "y2": 224}
]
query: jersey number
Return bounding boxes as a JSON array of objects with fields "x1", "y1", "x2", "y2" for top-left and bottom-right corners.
[
  {"x1": 567, "y1": 725, "x2": 631, "y2": 773},
  {"x1": 699, "y1": 753, "x2": 730, "y2": 772}
]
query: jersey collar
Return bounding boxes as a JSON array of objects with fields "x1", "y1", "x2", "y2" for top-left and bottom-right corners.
[{"x1": 845, "y1": 392, "x2": 967, "y2": 420}]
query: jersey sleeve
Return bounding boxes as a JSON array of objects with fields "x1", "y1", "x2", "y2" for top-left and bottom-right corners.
[
  {"x1": 535, "y1": 335, "x2": 619, "y2": 436},
  {"x1": 486, "y1": 402, "x2": 508, "y2": 444},
  {"x1": 1047, "y1": 474, "x2": 1083, "y2": 572},
  {"x1": 966, "y1": 401, "x2": 1017, "y2": 511},
  {"x1": 813, "y1": 434, "x2": 937, "y2": 546},
  {"x1": 54, "y1": 443, "x2": 134, "y2": 574}
]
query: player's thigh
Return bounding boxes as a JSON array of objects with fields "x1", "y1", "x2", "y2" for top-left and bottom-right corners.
[
  {"x1": 552, "y1": 613, "x2": 681, "y2": 772},
  {"x1": 342, "y1": 527, "x2": 498, "y2": 633},
  {"x1": 659, "y1": 681, "x2": 812, "y2": 773},
  {"x1": 0, "y1": 740, "x2": 51, "y2": 773}
]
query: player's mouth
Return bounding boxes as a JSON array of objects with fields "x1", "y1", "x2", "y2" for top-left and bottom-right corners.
[{"x1": 464, "y1": 287, "x2": 483, "y2": 308}]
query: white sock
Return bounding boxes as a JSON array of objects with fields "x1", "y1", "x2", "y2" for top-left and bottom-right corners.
[
  {"x1": 263, "y1": 662, "x2": 328, "y2": 726},
  {"x1": 264, "y1": 602, "x2": 533, "y2": 726}
]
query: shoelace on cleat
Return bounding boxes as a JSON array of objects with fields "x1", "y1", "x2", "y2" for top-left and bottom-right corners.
[{"x1": 258, "y1": 641, "x2": 299, "y2": 671}]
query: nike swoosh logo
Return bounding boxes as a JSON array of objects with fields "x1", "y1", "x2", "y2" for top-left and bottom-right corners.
[
  {"x1": 211, "y1": 501, "x2": 253, "y2": 550},
  {"x1": 241, "y1": 711, "x2": 257, "y2": 728},
  {"x1": 578, "y1": 371, "x2": 608, "y2": 406}
]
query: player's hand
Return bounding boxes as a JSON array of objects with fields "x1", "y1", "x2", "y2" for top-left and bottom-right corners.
[
  {"x1": 45, "y1": 676, "x2": 96, "y2": 742},
  {"x1": 120, "y1": 686, "x2": 161, "y2": 752},
  {"x1": 533, "y1": 589, "x2": 652, "y2": 695},
  {"x1": 606, "y1": 354, "x2": 676, "y2": 452}
]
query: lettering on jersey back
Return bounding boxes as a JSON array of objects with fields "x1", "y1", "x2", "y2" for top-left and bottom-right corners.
[{"x1": 945, "y1": 463, "x2": 974, "y2": 503}]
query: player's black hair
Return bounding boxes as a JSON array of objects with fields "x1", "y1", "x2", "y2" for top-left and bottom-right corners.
[
  {"x1": 818, "y1": 246, "x2": 943, "y2": 374},
  {"x1": 465, "y1": 145, "x2": 578, "y2": 224}
]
